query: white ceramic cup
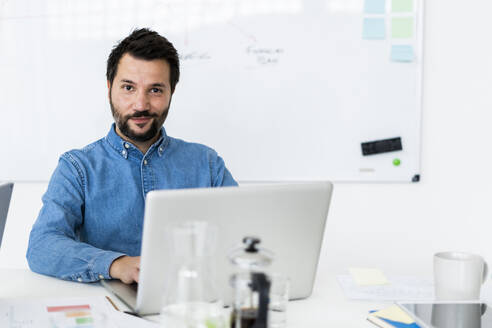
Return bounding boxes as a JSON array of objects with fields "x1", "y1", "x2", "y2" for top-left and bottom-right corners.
[{"x1": 434, "y1": 252, "x2": 489, "y2": 300}]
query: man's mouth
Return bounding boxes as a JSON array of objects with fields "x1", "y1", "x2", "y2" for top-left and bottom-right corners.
[{"x1": 130, "y1": 117, "x2": 151, "y2": 125}]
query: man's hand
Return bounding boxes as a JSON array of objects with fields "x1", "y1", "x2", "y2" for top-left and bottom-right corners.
[{"x1": 109, "y1": 255, "x2": 141, "y2": 284}]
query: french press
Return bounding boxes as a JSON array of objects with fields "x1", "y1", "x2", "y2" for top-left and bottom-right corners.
[{"x1": 229, "y1": 237, "x2": 274, "y2": 328}]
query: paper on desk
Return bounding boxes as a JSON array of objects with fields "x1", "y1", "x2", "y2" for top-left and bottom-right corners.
[
  {"x1": 349, "y1": 267, "x2": 389, "y2": 286},
  {"x1": 337, "y1": 275, "x2": 434, "y2": 301},
  {"x1": 0, "y1": 296, "x2": 116, "y2": 327},
  {"x1": 373, "y1": 305, "x2": 414, "y2": 324},
  {"x1": 112, "y1": 311, "x2": 160, "y2": 328},
  {"x1": 0, "y1": 296, "x2": 158, "y2": 328}
]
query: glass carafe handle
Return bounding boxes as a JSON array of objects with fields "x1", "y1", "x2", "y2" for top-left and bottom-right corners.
[{"x1": 251, "y1": 272, "x2": 271, "y2": 328}]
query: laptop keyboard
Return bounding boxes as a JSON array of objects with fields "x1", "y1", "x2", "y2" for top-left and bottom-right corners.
[{"x1": 129, "y1": 282, "x2": 138, "y2": 292}]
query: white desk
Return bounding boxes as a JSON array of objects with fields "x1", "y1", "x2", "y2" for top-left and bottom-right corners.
[
  {"x1": 4, "y1": 184, "x2": 491, "y2": 326},
  {"x1": 6, "y1": 265, "x2": 492, "y2": 327},
  {"x1": 0, "y1": 267, "x2": 386, "y2": 327},
  {"x1": 0, "y1": 183, "x2": 412, "y2": 327}
]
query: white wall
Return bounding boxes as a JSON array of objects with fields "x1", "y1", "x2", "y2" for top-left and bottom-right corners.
[{"x1": 3, "y1": 0, "x2": 492, "y2": 279}]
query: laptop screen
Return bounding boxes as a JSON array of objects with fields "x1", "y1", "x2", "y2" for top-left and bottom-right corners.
[{"x1": 0, "y1": 183, "x2": 14, "y2": 247}]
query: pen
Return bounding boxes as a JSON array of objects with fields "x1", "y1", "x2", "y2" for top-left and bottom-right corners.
[{"x1": 105, "y1": 296, "x2": 120, "y2": 311}]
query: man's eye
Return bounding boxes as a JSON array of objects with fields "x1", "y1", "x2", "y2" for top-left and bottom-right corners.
[
  {"x1": 151, "y1": 88, "x2": 163, "y2": 93},
  {"x1": 123, "y1": 85, "x2": 133, "y2": 91}
]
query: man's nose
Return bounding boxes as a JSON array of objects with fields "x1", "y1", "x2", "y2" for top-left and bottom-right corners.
[{"x1": 134, "y1": 90, "x2": 150, "y2": 111}]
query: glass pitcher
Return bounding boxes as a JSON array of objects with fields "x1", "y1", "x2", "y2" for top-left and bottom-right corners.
[{"x1": 160, "y1": 221, "x2": 226, "y2": 328}]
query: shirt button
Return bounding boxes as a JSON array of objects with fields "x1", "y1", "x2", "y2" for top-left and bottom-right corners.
[
  {"x1": 159, "y1": 147, "x2": 163, "y2": 152},
  {"x1": 144, "y1": 160, "x2": 148, "y2": 165},
  {"x1": 121, "y1": 150, "x2": 127, "y2": 155},
  {"x1": 77, "y1": 277, "x2": 83, "y2": 282},
  {"x1": 98, "y1": 274, "x2": 104, "y2": 280},
  {"x1": 124, "y1": 143, "x2": 130, "y2": 149}
]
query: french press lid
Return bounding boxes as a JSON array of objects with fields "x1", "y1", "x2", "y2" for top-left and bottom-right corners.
[{"x1": 228, "y1": 237, "x2": 274, "y2": 270}]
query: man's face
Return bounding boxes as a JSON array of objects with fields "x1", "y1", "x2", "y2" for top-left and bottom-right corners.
[{"x1": 109, "y1": 53, "x2": 172, "y2": 143}]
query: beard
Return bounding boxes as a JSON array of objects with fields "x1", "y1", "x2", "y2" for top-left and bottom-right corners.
[{"x1": 110, "y1": 97, "x2": 169, "y2": 143}]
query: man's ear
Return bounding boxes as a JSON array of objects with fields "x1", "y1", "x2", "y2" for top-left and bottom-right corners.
[{"x1": 107, "y1": 80, "x2": 111, "y2": 100}]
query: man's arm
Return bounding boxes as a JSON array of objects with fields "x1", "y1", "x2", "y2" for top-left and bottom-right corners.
[
  {"x1": 210, "y1": 151, "x2": 238, "y2": 187},
  {"x1": 26, "y1": 154, "x2": 126, "y2": 282}
]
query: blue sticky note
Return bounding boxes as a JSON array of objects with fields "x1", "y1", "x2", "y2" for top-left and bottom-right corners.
[
  {"x1": 376, "y1": 316, "x2": 420, "y2": 328},
  {"x1": 364, "y1": 0, "x2": 386, "y2": 14},
  {"x1": 391, "y1": 45, "x2": 414, "y2": 62},
  {"x1": 363, "y1": 18, "x2": 386, "y2": 40},
  {"x1": 369, "y1": 310, "x2": 421, "y2": 328}
]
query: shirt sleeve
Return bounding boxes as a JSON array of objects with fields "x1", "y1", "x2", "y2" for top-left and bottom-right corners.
[
  {"x1": 210, "y1": 151, "x2": 238, "y2": 187},
  {"x1": 26, "y1": 154, "x2": 126, "y2": 282}
]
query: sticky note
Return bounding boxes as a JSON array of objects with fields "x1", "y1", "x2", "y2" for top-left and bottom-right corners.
[
  {"x1": 391, "y1": 45, "x2": 414, "y2": 62},
  {"x1": 349, "y1": 268, "x2": 389, "y2": 286},
  {"x1": 364, "y1": 0, "x2": 386, "y2": 14},
  {"x1": 363, "y1": 18, "x2": 386, "y2": 40},
  {"x1": 392, "y1": 0, "x2": 413, "y2": 12},
  {"x1": 392, "y1": 17, "x2": 413, "y2": 38},
  {"x1": 373, "y1": 305, "x2": 414, "y2": 324}
]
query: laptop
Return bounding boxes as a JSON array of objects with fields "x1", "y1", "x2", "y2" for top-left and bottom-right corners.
[
  {"x1": 0, "y1": 183, "x2": 14, "y2": 248},
  {"x1": 102, "y1": 182, "x2": 333, "y2": 315}
]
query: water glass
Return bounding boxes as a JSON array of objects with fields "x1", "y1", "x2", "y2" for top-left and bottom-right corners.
[{"x1": 268, "y1": 274, "x2": 290, "y2": 328}]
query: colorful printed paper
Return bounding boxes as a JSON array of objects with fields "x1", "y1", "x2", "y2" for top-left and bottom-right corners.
[
  {"x1": 364, "y1": 0, "x2": 386, "y2": 14},
  {"x1": 47, "y1": 304, "x2": 95, "y2": 327},
  {"x1": 0, "y1": 296, "x2": 160, "y2": 327},
  {"x1": 363, "y1": 18, "x2": 386, "y2": 40},
  {"x1": 391, "y1": 45, "x2": 414, "y2": 62},
  {"x1": 392, "y1": 17, "x2": 414, "y2": 38}
]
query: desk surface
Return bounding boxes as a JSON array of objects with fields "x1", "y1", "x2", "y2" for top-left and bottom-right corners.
[
  {"x1": 0, "y1": 184, "x2": 407, "y2": 327},
  {"x1": 6, "y1": 267, "x2": 492, "y2": 327},
  {"x1": 3, "y1": 184, "x2": 491, "y2": 327},
  {"x1": 0, "y1": 268, "x2": 387, "y2": 327}
]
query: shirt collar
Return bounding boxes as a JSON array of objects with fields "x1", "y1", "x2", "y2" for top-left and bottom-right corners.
[{"x1": 105, "y1": 123, "x2": 168, "y2": 159}]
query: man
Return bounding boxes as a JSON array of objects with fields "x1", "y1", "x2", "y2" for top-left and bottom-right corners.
[{"x1": 26, "y1": 28, "x2": 237, "y2": 284}]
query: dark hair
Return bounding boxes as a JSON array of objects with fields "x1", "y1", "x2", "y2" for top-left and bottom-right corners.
[{"x1": 106, "y1": 28, "x2": 180, "y2": 93}]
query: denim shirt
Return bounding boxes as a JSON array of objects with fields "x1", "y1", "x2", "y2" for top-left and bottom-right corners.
[{"x1": 26, "y1": 124, "x2": 237, "y2": 282}]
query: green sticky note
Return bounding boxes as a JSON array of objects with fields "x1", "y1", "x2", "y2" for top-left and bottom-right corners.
[
  {"x1": 392, "y1": 17, "x2": 413, "y2": 38},
  {"x1": 392, "y1": 0, "x2": 413, "y2": 12}
]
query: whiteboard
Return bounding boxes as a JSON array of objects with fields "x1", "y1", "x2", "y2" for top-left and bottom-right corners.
[{"x1": 0, "y1": 0, "x2": 423, "y2": 182}]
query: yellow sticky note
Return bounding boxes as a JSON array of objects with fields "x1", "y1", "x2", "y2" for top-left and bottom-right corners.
[
  {"x1": 349, "y1": 268, "x2": 389, "y2": 286},
  {"x1": 373, "y1": 305, "x2": 414, "y2": 324}
]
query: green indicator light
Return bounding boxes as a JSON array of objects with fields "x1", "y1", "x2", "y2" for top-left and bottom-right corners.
[{"x1": 393, "y1": 158, "x2": 401, "y2": 166}]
